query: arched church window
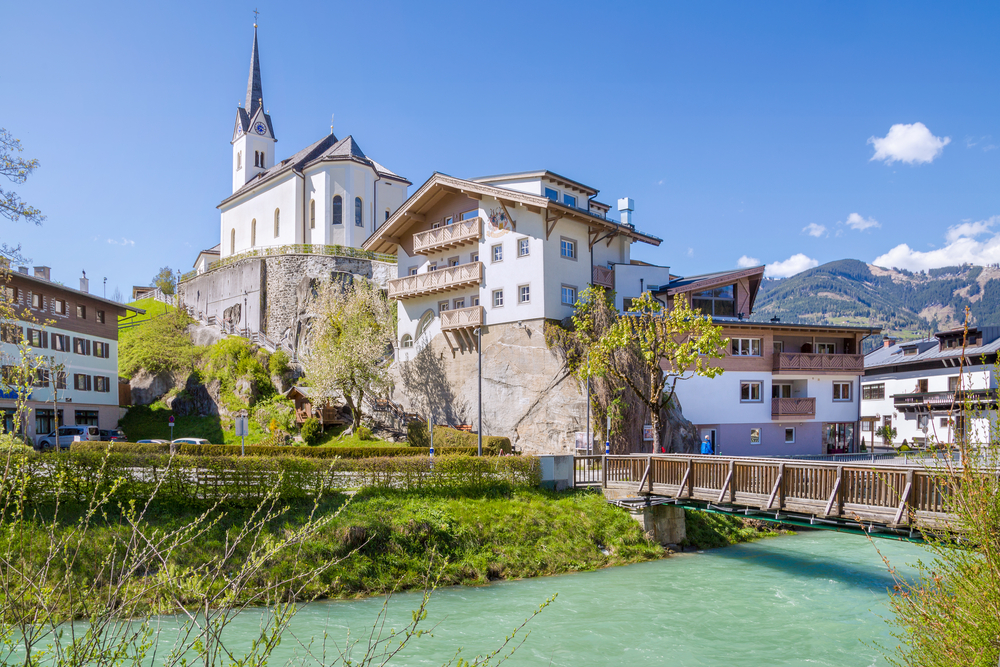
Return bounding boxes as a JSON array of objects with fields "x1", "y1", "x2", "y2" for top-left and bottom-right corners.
[
  {"x1": 230, "y1": 229, "x2": 236, "y2": 254},
  {"x1": 400, "y1": 334, "x2": 413, "y2": 349},
  {"x1": 274, "y1": 209, "x2": 280, "y2": 237},
  {"x1": 251, "y1": 219, "x2": 256, "y2": 246},
  {"x1": 355, "y1": 197, "x2": 363, "y2": 227},
  {"x1": 332, "y1": 195, "x2": 342, "y2": 225},
  {"x1": 414, "y1": 309, "x2": 435, "y2": 340},
  {"x1": 237, "y1": 151, "x2": 242, "y2": 171},
  {"x1": 310, "y1": 199, "x2": 316, "y2": 229},
  {"x1": 253, "y1": 151, "x2": 258, "y2": 167}
]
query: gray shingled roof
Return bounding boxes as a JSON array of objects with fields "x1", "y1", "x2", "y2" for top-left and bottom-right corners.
[
  {"x1": 246, "y1": 26, "x2": 263, "y2": 118},
  {"x1": 865, "y1": 331, "x2": 1000, "y2": 370},
  {"x1": 221, "y1": 133, "x2": 408, "y2": 206}
]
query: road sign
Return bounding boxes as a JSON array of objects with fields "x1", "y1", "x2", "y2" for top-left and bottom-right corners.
[
  {"x1": 235, "y1": 417, "x2": 250, "y2": 437},
  {"x1": 168, "y1": 416, "x2": 175, "y2": 425}
]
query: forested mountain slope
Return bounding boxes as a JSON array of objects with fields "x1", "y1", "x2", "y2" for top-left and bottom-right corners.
[{"x1": 752, "y1": 260, "x2": 1000, "y2": 340}]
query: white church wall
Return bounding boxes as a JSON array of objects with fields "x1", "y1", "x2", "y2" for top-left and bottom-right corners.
[{"x1": 220, "y1": 176, "x2": 300, "y2": 257}]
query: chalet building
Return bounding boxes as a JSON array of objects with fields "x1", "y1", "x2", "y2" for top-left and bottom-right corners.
[
  {"x1": 1, "y1": 265, "x2": 142, "y2": 441},
  {"x1": 862, "y1": 327, "x2": 1000, "y2": 447}
]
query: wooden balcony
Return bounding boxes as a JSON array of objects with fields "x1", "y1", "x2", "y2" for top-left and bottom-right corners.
[
  {"x1": 441, "y1": 305, "x2": 483, "y2": 332},
  {"x1": 773, "y1": 352, "x2": 864, "y2": 374},
  {"x1": 772, "y1": 397, "x2": 816, "y2": 419},
  {"x1": 894, "y1": 389, "x2": 999, "y2": 414},
  {"x1": 412, "y1": 218, "x2": 482, "y2": 255},
  {"x1": 387, "y1": 262, "x2": 484, "y2": 300},
  {"x1": 593, "y1": 265, "x2": 614, "y2": 289}
]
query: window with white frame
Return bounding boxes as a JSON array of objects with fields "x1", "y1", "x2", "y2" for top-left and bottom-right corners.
[
  {"x1": 732, "y1": 338, "x2": 762, "y2": 356},
  {"x1": 544, "y1": 187, "x2": 558, "y2": 201},
  {"x1": 816, "y1": 342, "x2": 835, "y2": 354},
  {"x1": 691, "y1": 284, "x2": 736, "y2": 318},
  {"x1": 750, "y1": 428, "x2": 761, "y2": 445},
  {"x1": 561, "y1": 285, "x2": 577, "y2": 306},
  {"x1": 518, "y1": 238, "x2": 530, "y2": 257},
  {"x1": 519, "y1": 285, "x2": 530, "y2": 304},
  {"x1": 408, "y1": 267, "x2": 418, "y2": 276},
  {"x1": 31, "y1": 293, "x2": 42, "y2": 309},
  {"x1": 492, "y1": 289, "x2": 504, "y2": 307},
  {"x1": 784, "y1": 427, "x2": 795, "y2": 444},
  {"x1": 471, "y1": 251, "x2": 479, "y2": 263},
  {"x1": 492, "y1": 244, "x2": 503, "y2": 262},
  {"x1": 461, "y1": 209, "x2": 478, "y2": 220},
  {"x1": 472, "y1": 296, "x2": 480, "y2": 306},
  {"x1": 740, "y1": 381, "x2": 762, "y2": 402},
  {"x1": 560, "y1": 237, "x2": 576, "y2": 260},
  {"x1": 400, "y1": 334, "x2": 413, "y2": 348},
  {"x1": 453, "y1": 298, "x2": 465, "y2": 309},
  {"x1": 438, "y1": 301, "x2": 449, "y2": 315},
  {"x1": 772, "y1": 383, "x2": 792, "y2": 399},
  {"x1": 443, "y1": 215, "x2": 453, "y2": 226},
  {"x1": 862, "y1": 383, "x2": 884, "y2": 400},
  {"x1": 563, "y1": 194, "x2": 577, "y2": 208},
  {"x1": 833, "y1": 382, "x2": 852, "y2": 401}
]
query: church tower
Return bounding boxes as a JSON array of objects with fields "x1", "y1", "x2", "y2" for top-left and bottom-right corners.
[{"x1": 232, "y1": 24, "x2": 276, "y2": 193}]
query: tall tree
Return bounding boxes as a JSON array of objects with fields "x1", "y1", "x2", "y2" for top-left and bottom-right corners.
[
  {"x1": 0, "y1": 128, "x2": 45, "y2": 263},
  {"x1": 151, "y1": 266, "x2": 176, "y2": 296},
  {"x1": 578, "y1": 290, "x2": 727, "y2": 453},
  {"x1": 304, "y1": 277, "x2": 395, "y2": 430}
]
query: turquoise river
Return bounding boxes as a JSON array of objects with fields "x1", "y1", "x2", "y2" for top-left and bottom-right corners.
[{"x1": 167, "y1": 529, "x2": 924, "y2": 665}]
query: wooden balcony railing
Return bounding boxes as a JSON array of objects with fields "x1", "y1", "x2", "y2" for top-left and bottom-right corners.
[
  {"x1": 771, "y1": 397, "x2": 816, "y2": 419},
  {"x1": 441, "y1": 305, "x2": 484, "y2": 331},
  {"x1": 387, "y1": 262, "x2": 484, "y2": 299},
  {"x1": 894, "y1": 389, "x2": 999, "y2": 413},
  {"x1": 773, "y1": 352, "x2": 864, "y2": 374},
  {"x1": 412, "y1": 218, "x2": 482, "y2": 255},
  {"x1": 592, "y1": 265, "x2": 614, "y2": 289}
]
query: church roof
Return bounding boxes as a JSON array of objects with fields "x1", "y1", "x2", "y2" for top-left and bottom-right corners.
[
  {"x1": 220, "y1": 132, "x2": 409, "y2": 207},
  {"x1": 246, "y1": 25, "x2": 264, "y2": 118}
]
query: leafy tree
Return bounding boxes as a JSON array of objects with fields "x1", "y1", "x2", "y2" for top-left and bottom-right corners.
[
  {"x1": 118, "y1": 310, "x2": 197, "y2": 378},
  {"x1": 151, "y1": 266, "x2": 176, "y2": 296},
  {"x1": 576, "y1": 289, "x2": 727, "y2": 452},
  {"x1": 0, "y1": 128, "x2": 45, "y2": 263},
  {"x1": 304, "y1": 278, "x2": 395, "y2": 430},
  {"x1": 874, "y1": 424, "x2": 897, "y2": 448}
]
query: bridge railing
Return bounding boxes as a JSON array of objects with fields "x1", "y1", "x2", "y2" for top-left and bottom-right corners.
[{"x1": 576, "y1": 454, "x2": 955, "y2": 529}]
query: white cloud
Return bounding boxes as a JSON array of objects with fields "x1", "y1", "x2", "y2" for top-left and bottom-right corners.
[
  {"x1": 687, "y1": 247, "x2": 694, "y2": 257},
  {"x1": 873, "y1": 216, "x2": 1000, "y2": 271},
  {"x1": 802, "y1": 223, "x2": 827, "y2": 237},
  {"x1": 869, "y1": 122, "x2": 950, "y2": 165},
  {"x1": 844, "y1": 212, "x2": 880, "y2": 231},
  {"x1": 737, "y1": 255, "x2": 760, "y2": 268},
  {"x1": 766, "y1": 253, "x2": 819, "y2": 279},
  {"x1": 107, "y1": 238, "x2": 135, "y2": 246}
]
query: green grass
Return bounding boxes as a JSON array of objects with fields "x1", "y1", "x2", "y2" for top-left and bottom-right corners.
[
  {"x1": 119, "y1": 404, "x2": 227, "y2": 444},
  {"x1": 312, "y1": 424, "x2": 398, "y2": 448},
  {"x1": 118, "y1": 297, "x2": 175, "y2": 325},
  {"x1": 682, "y1": 510, "x2": 788, "y2": 549}
]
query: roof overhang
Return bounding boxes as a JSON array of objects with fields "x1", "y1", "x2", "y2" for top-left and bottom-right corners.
[
  {"x1": 471, "y1": 170, "x2": 599, "y2": 197},
  {"x1": 363, "y1": 173, "x2": 661, "y2": 254},
  {"x1": 664, "y1": 266, "x2": 766, "y2": 313}
]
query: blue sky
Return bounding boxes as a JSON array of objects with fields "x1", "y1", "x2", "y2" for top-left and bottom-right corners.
[{"x1": 2, "y1": 1, "x2": 999, "y2": 298}]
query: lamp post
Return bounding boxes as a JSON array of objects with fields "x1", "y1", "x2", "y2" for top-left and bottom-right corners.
[
  {"x1": 474, "y1": 326, "x2": 482, "y2": 456},
  {"x1": 243, "y1": 290, "x2": 248, "y2": 339}
]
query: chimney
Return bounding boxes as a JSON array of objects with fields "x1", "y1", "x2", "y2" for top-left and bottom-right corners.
[
  {"x1": 617, "y1": 197, "x2": 634, "y2": 227},
  {"x1": 883, "y1": 336, "x2": 897, "y2": 349},
  {"x1": 79, "y1": 270, "x2": 89, "y2": 293},
  {"x1": 17, "y1": 266, "x2": 28, "y2": 275},
  {"x1": 33, "y1": 266, "x2": 50, "y2": 281}
]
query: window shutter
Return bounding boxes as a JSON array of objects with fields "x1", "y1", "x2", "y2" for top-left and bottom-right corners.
[
  {"x1": 86, "y1": 375, "x2": 92, "y2": 391},
  {"x1": 42, "y1": 331, "x2": 48, "y2": 348},
  {"x1": 86, "y1": 340, "x2": 91, "y2": 356}
]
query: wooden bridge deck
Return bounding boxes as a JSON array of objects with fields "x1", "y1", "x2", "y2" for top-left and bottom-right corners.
[{"x1": 574, "y1": 454, "x2": 955, "y2": 533}]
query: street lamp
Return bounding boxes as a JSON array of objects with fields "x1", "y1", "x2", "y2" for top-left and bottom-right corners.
[{"x1": 474, "y1": 326, "x2": 482, "y2": 456}]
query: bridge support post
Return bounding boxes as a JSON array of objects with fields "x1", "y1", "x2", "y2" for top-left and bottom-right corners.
[{"x1": 627, "y1": 503, "x2": 686, "y2": 547}]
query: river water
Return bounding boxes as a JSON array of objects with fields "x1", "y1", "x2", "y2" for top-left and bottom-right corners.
[{"x1": 187, "y1": 530, "x2": 922, "y2": 666}]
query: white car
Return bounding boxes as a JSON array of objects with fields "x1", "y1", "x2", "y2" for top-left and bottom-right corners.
[
  {"x1": 36, "y1": 425, "x2": 101, "y2": 451},
  {"x1": 172, "y1": 438, "x2": 211, "y2": 445}
]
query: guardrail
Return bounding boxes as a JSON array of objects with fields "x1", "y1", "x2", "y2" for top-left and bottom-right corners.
[
  {"x1": 773, "y1": 352, "x2": 864, "y2": 373},
  {"x1": 180, "y1": 244, "x2": 397, "y2": 283},
  {"x1": 576, "y1": 454, "x2": 955, "y2": 529}
]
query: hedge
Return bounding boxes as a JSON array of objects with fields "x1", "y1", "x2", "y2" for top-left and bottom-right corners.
[
  {"x1": 0, "y1": 451, "x2": 540, "y2": 506},
  {"x1": 406, "y1": 424, "x2": 512, "y2": 454},
  {"x1": 70, "y1": 442, "x2": 482, "y2": 458}
]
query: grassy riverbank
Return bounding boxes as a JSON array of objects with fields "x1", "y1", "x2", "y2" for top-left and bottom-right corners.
[{"x1": 2, "y1": 488, "x2": 784, "y2": 617}]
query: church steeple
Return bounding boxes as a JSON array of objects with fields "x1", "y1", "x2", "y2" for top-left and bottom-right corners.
[{"x1": 245, "y1": 24, "x2": 263, "y2": 118}]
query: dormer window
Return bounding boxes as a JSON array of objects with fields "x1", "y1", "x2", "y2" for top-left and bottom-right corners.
[
  {"x1": 691, "y1": 284, "x2": 736, "y2": 318},
  {"x1": 563, "y1": 194, "x2": 577, "y2": 208},
  {"x1": 544, "y1": 187, "x2": 559, "y2": 201}
]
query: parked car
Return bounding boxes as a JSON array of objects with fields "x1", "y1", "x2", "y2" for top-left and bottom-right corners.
[
  {"x1": 136, "y1": 439, "x2": 170, "y2": 444},
  {"x1": 100, "y1": 429, "x2": 127, "y2": 442},
  {"x1": 171, "y1": 437, "x2": 211, "y2": 445},
  {"x1": 36, "y1": 425, "x2": 101, "y2": 451}
]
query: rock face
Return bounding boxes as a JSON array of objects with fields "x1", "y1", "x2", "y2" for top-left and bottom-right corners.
[
  {"x1": 130, "y1": 370, "x2": 184, "y2": 406},
  {"x1": 129, "y1": 370, "x2": 224, "y2": 417},
  {"x1": 391, "y1": 320, "x2": 588, "y2": 455}
]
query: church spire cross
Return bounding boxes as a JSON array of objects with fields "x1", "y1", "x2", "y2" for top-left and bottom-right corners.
[
  {"x1": 245, "y1": 22, "x2": 264, "y2": 117},
  {"x1": 253, "y1": 7, "x2": 259, "y2": 25}
]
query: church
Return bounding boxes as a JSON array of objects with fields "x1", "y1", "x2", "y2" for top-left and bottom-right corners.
[{"x1": 178, "y1": 24, "x2": 409, "y2": 354}]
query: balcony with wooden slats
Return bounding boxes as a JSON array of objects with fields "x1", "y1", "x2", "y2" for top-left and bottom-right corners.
[
  {"x1": 441, "y1": 305, "x2": 484, "y2": 332},
  {"x1": 387, "y1": 262, "x2": 484, "y2": 300},
  {"x1": 773, "y1": 352, "x2": 864, "y2": 374},
  {"x1": 771, "y1": 397, "x2": 816, "y2": 419},
  {"x1": 592, "y1": 265, "x2": 614, "y2": 289},
  {"x1": 412, "y1": 218, "x2": 482, "y2": 255}
]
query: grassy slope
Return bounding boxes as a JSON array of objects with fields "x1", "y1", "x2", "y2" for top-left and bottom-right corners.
[{"x1": 119, "y1": 298, "x2": 174, "y2": 325}]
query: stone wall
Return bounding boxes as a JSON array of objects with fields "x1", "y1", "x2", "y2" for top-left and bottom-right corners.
[
  {"x1": 177, "y1": 253, "x2": 394, "y2": 356},
  {"x1": 389, "y1": 319, "x2": 589, "y2": 455}
]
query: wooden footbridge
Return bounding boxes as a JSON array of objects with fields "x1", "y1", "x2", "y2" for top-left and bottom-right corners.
[{"x1": 574, "y1": 454, "x2": 956, "y2": 539}]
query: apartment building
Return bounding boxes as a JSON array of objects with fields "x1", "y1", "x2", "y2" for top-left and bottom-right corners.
[
  {"x1": 1, "y1": 266, "x2": 142, "y2": 441},
  {"x1": 862, "y1": 327, "x2": 1000, "y2": 447}
]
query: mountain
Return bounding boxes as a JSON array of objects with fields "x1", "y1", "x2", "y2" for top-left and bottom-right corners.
[{"x1": 752, "y1": 259, "x2": 1000, "y2": 341}]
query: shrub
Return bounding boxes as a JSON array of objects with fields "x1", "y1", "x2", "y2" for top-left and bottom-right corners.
[
  {"x1": 407, "y1": 421, "x2": 429, "y2": 448},
  {"x1": 301, "y1": 418, "x2": 321, "y2": 446},
  {"x1": 118, "y1": 310, "x2": 198, "y2": 378},
  {"x1": 252, "y1": 395, "x2": 295, "y2": 432},
  {"x1": 430, "y1": 426, "x2": 513, "y2": 455},
  {"x1": 0, "y1": 432, "x2": 34, "y2": 456},
  {"x1": 355, "y1": 425, "x2": 373, "y2": 441},
  {"x1": 268, "y1": 350, "x2": 290, "y2": 377},
  {"x1": 71, "y1": 441, "x2": 480, "y2": 459}
]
